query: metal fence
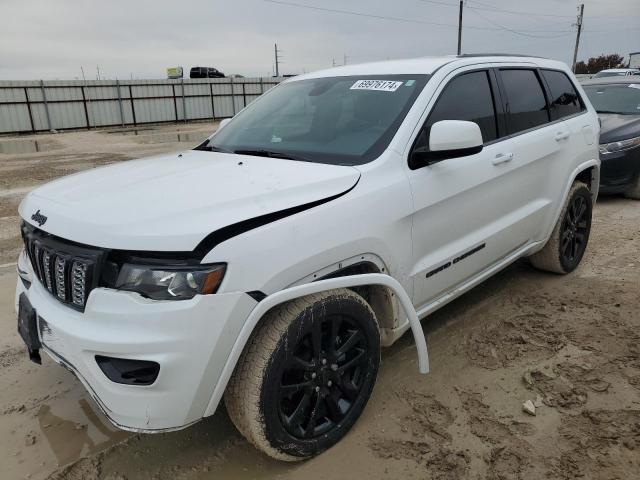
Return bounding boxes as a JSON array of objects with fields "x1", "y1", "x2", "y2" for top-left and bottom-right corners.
[{"x1": 0, "y1": 77, "x2": 284, "y2": 134}]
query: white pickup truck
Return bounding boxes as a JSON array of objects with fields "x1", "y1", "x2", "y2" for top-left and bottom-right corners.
[{"x1": 16, "y1": 55, "x2": 599, "y2": 460}]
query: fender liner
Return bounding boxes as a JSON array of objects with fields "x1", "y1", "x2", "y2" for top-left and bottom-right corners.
[
  {"x1": 540, "y1": 158, "x2": 599, "y2": 244},
  {"x1": 203, "y1": 273, "x2": 428, "y2": 417}
]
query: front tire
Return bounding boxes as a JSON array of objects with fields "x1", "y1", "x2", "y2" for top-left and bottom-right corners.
[
  {"x1": 224, "y1": 289, "x2": 380, "y2": 461},
  {"x1": 529, "y1": 181, "x2": 592, "y2": 274}
]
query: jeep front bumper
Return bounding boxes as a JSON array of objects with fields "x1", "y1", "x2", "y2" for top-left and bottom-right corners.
[{"x1": 15, "y1": 254, "x2": 256, "y2": 432}]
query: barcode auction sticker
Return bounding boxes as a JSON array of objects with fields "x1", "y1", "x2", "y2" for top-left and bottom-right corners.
[{"x1": 350, "y1": 80, "x2": 404, "y2": 92}]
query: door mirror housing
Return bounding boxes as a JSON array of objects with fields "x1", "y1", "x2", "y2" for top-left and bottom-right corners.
[
  {"x1": 411, "y1": 120, "x2": 483, "y2": 168},
  {"x1": 218, "y1": 118, "x2": 232, "y2": 130}
]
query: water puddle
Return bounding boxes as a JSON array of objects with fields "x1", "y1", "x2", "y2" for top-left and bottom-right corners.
[
  {"x1": 0, "y1": 139, "x2": 61, "y2": 155},
  {"x1": 36, "y1": 397, "x2": 129, "y2": 467},
  {"x1": 135, "y1": 132, "x2": 209, "y2": 144},
  {"x1": 105, "y1": 127, "x2": 156, "y2": 136}
]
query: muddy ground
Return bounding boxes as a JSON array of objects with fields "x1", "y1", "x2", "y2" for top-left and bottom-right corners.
[{"x1": 1, "y1": 126, "x2": 639, "y2": 480}]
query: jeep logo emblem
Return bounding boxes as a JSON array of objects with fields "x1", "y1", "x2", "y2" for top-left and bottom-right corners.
[{"x1": 31, "y1": 210, "x2": 48, "y2": 227}]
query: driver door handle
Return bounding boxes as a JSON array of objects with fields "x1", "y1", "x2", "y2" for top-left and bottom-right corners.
[
  {"x1": 554, "y1": 131, "x2": 570, "y2": 141},
  {"x1": 492, "y1": 152, "x2": 513, "y2": 165}
]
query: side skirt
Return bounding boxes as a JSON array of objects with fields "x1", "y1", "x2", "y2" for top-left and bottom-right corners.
[{"x1": 382, "y1": 239, "x2": 545, "y2": 345}]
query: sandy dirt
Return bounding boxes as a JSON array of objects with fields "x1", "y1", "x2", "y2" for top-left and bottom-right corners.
[{"x1": 0, "y1": 126, "x2": 639, "y2": 479}]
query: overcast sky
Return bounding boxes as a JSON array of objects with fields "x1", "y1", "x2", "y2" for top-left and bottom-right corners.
[{"x1": 1, "y1": 0, "x2": 638, "y2": 80}]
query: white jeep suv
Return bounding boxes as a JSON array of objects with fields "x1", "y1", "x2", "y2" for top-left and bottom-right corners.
[{"x1": 15, "y1": 55, "x2": 599, "y2": 460}]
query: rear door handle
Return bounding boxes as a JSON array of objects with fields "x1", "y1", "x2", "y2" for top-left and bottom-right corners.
[
  {"x1": 554, "y1": 131, "x2": 570, "y2": 141},
  {"x1": 492, "y1": 152, "x2": 513, "y2": 165}
]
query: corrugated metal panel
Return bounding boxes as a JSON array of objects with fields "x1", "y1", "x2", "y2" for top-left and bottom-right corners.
[
  {"x1": 134, "y1": 98, "x2": 175, "y2": 123},
  {"x1": 47, "y1": 102, "x2": 85, "y2": 129},
  {"x1": 233, "y1": 96, "x2": 245, "y2": 113},
  {"x1": 211, "y1": 83, "x2": 233, "y2": 95},
  {"x1": 0, "y1": 77, "x2": 283, "y2": 134},
  {"x1": 29, "y1": 104, "x2": 50, "y2": 131},
  {"x1": 214, "y1": 96, "x2": 235, "y2": 118},
  {"x1": 0, "y1": 87, "x2": 26, "y2": 103},
  {"x1": 88, "y1": 100, "x2": 122, "y2": 127},
  {"x1": 185, "y1": 97, "x2": 212, "y2": 120},
  {"x1": 0, "y1": 104, "x2": 31, "y2": 133}
]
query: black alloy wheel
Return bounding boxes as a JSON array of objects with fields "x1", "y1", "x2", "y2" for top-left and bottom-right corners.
[
  {"x1": 224, "y1": 289, "x2": 380, "y2": 460},
  {"x1": 277, "y1": 312, "x2": 371, "y2": 439},
  {"x1": 558, "y1": 186, "x2": 592, "y2": 272}
]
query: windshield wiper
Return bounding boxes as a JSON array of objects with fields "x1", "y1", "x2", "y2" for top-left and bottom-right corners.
[
  {"x1": 233, "y1": 149, "x2": 311, "y2": 162},
  {"x1": 194, "y1": 143, "x2": 234, "y2": 153}
]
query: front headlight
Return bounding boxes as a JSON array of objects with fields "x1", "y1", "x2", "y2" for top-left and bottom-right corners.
[
  {"x1": 599, "y1": 136, "x2": 640, "y2": 154},
  {"x1": 115, "y1": 263, "x2": 226, "y2": 300}
]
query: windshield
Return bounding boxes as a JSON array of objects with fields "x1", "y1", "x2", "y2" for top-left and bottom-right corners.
[
  {"x1": 199, "y1": 75, "x2": 429, "y2": 165},
  {"x1": 583, "y1": 83, "x2": 640, "y2": 115}
]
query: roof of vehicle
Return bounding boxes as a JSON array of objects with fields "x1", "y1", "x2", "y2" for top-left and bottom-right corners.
[
  {"x1": 582, "y1": 76, "x2": 640, "y2": 86},
  {"x1": 291, "y1": 55, "x2": 567, "y2": 81},
  {"x1": 596, "y1": 68, "x2": 639, "y2": 73}
]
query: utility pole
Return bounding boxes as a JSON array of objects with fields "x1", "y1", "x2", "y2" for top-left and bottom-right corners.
[
  {"x1": 572, "y1": 4, "x2": 584, "y2": 73},
  {"x1": 457, "y1": 0, "x2": 463, "y2": 55},
  {"x1": 343, "y1": 54, "x2": 348, "y2": 65},
  {"x1": 274, "y1": 43, "x2": 282, "y2": 77}
]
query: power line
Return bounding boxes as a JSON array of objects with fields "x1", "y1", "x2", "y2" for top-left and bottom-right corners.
[
  {"x1": 419, "y1": 0, "x2": 575, "y2": 18},
  {"x1": 465, "y1": 0, "x2": 638, "y2": 20},
  {"x1": 262, "y1": 0, "x2": 572, "y2": 34},
  {"x1": 263, "y1": 0, "x2": 475, "y2": 27},
  {"x1": 468, "y1": 8, "x2": 573, "y2": 38},
  {"x1": 420, "y1": 0, "x2": 640, "y2": 23}
]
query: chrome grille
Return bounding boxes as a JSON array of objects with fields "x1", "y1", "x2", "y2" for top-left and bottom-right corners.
[
  {"x1": 71, "y1": 261, "x2": 88, "y2": 307},
  {"x1": 54, "y1": 257, "x2": 67, "y2": 301},
  {"x1": 22, "y1": 224, "x2": 105, "y2": 311}
]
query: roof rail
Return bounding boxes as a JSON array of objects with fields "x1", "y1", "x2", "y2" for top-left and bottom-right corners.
[{"x1": 456, "y1": 53, "x2": 545, "y2": 59}]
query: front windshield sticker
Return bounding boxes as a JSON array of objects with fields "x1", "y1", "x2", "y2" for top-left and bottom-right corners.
[
  {"x1": 405, "y1": 80, "x2": 416, "y2": 86},
  {"x1": 350, "y1": 80, "x2": 404, "y2": 92},
  {"x1": 628, "y1": 84, "x2": 640, "y2": 90}
]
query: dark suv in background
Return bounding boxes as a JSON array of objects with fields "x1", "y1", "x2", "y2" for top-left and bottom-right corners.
[{"x1": 190, "y1": 67, "x2": 225, "y2": 79}]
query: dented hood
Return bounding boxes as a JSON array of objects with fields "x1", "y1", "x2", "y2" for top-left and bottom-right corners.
[{"x1": 19, "y1": 150, "x2": 360, "y2": 252}]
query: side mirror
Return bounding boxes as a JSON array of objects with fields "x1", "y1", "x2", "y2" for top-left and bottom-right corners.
[
  {"x1": 411, "y1": 120, "x2": 483, "y2": 167},
  {"x1": 218, "y1": 118, "x2": 232, "y2": 131}
]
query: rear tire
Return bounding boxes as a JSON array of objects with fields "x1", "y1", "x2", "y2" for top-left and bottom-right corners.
[
  {"x1": 529, "y1": 181, "x2": 592, "y2": 274},
  {"x1": 224, "y1": 289, "x2": 380, "y2": 461},
  {"x1": 624, "y1": 174, "x2": 640, "y2": 200}
]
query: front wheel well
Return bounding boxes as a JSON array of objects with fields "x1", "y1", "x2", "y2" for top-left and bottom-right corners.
[
  {"x1": 321, "y1": 262, "x2": 399, "y2": 337},
  {"x1": 575, "y1": 166, "x2": 598, "y2": 197}
]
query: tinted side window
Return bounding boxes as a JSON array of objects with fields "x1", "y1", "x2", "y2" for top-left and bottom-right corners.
[
  {"x1": 541, "y1": 69, "x2": 583, "y2": 120},
  {"x1": 500, "y1": 69, "x2": 550, "y2": 134},
  {"x1": 413, "y1": 70, "x2": 498, "y2": 152}
]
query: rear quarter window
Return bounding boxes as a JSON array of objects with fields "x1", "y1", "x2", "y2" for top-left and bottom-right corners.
[
  {"x1": 541, "y1": 69, "x2": 584, "y2": 120},
  {"x1": 499, "y1": 69, "x2": 550, "y2": 135}
]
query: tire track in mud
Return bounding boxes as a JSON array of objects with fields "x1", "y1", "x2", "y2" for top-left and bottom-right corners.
[
  {"x1": 368, "y1": 389, "x2": 471, "y2": 480},
  {"x1": 458, "y1": 390, "x2": 540, "y2": 480}
]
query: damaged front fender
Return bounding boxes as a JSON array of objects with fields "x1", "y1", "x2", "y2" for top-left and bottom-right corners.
[{"x1": 204, "y1": 273, "x2": 428, "y2": 418}]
